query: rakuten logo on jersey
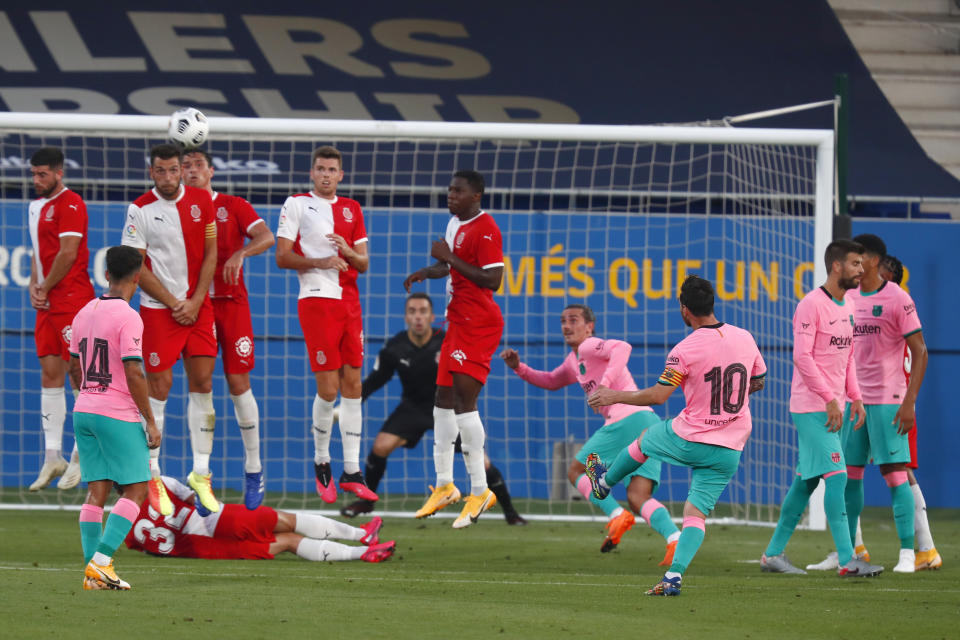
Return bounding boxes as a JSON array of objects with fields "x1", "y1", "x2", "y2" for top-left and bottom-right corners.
[{"x1": 828, "y1": 335, "x2": 852, "y2": 348}]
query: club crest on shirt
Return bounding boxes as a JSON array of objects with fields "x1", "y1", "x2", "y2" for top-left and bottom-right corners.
[
  {"x1": 849, "y1": 314, "x2": 854, "y2": 327},
  {"x1": 579, "y1": 362, "x2": 586, "y2": 374},
  {"x1": 342, "y1": 207, "x2": 353, "y2": 222},
  {"x1": 872, "y1": 305, "x2": 883, "y2": 317},
  {"x1": 60, "y1": 325, "x2": 72, "y2": 344},
  {"x1": 455, "y1": 231, "x2": 466, "y2": 248},
  {"x1": 451, "y1": 349, "x2": 466, "y2": 365},
  {"x1": 149, "y1": 352, "x2": 160, "y2": 367},
  {"x1": 216, "y1": 207, "x2": 229, "y2": 222},
  {"x1": 831, "y1": 452, "x2": 841, "y2": 463},
  {"x1": 235, "y1": 336, "x2": 253, "y2": 357},
  {"x1": 316, "y1": 350, "x2": 327, "y2": 365},
  {"x1": 190, "y1": 204, "x2": 202, "y2": 221}
]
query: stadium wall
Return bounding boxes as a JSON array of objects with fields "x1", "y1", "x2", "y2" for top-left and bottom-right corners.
[{"x1": 2, "y1": 205, "x2": 956, "y2": 507}]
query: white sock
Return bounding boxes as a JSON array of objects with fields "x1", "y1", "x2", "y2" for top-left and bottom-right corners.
[
  {"x1": 230, "y1": 390, "x2": 261, "y2": 473},
  {"x1": 608, "y1": 506, "x2": 625, "y2": 520},
  {"x1": 188, "y1": 391, "x2": 215, "y2": 475},
  {"x1": 433, "y1": 407, "x2": 457, "y2": 486},
  {"x1": 294, "y1": 513, "x2": 363, "y2": 541},
  {"x1": 456, "y1": 411, "x2": 487, "y2": 495},
  {"x1": 295, "y1": 538, "x2": 364, "y2": 562},
  {"x1": 339, "y1": 397, "x2": 362, "y2": 474},
  {"x1": 912, "y1": 483, "x2": 935, "y2": 551},
  {"x1": 91, "y1": 551, "x2": 112, "y2": 566},
  {"x1": 855, "y1": 518, "x2": 864, "y2": 548},
  {"x1": 312, "y1": 395, "x2": 335, "y2": 465},
  {"x1": 41, "y1": 386, "x2": 66, "y2": 459},
  {"x1": 148, "y1": 397, "x2": 167, "y2": 476}
]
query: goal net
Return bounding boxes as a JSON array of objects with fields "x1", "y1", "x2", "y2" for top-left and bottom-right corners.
[{"x1": 0, "y1": 114, "x2": 832, "y2": 525}]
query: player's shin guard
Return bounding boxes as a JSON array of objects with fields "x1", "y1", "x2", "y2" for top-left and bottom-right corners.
[
  {"x1": 844, "y1": 466, "x2": 865, "y2": 546},
  {"x1": 823, "y1": 471, "x2": 854, "y2": 565},
  {"x1": 765, "y1": 475, "x2": 818, "y2": 557},
  {"x1": 312, "y1": 395, "x2": 335, "y2": 465},
  {"x1": 230, "y1": 389, "x2": 261, "y2": 473},
  {"x1": 885, "y1": 471, "x2": 915, "y2": 549},
  {"x1": 605, "y1": 439, "x2": 647, "y2": 487},
  {"x1": 147, "y1": 397, "x2": 166, "y2": 476},
  {"x1": 642, "y1": 499, "x2": 680, "y2": 540},
  {"x1": 296, "y1": 538, "x2": 364, "y2": 562},
  {"x1": 364, "y1": 452, "x2": 387, "y2": 493},
  {"x1": 912, "y1": 483, "x2": 935, "y2": 551},
  {"x1": 188, "y1": 392, "x2": 215, "y2": 475},
  {"x1": 457, "y1": 411, "x2": 488, "y2": 495},
  {"x1": 576, "y1": 474, "x2": 620, "y2": 516},
  {"x1": 79, "y1": 504, "x2": 103, "y2": 564},
  {"x1": 41, "y1": 386, "x2": 67, "y2": 460},
  {"x1": 93, "y1": 498, "x2": 139, "y2": 563},
  {"x1": 433, "y1": 407, "x2": 457, "y2": 486},
  {"x1": 339, "y1": 397, "x2": 363, "y2": 474},
  {"x1": 669, "y1": 516, "x2": 706, "y2": 575},
  {"x1": 293, "y1": 512, "x2": 358, "y2": 540}
]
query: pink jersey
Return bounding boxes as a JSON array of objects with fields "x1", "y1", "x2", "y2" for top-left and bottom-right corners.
[
  {"x1": 444, "y1": 212, "x2": 504, "y2": 328},
  {"x1": 790, "y1": 287, "x2": 862, "y2": 413},
  {"x1": 210, "y1": 192, "x2": 264, "y2": 301},
  {"x1": 28, "y1": 188, "x2": 95, "y2": 313},
  {"x1": 68, "y1": 296, "x2": 144, "y2": 422},
  {"x1": 848, "y1": 282, "x2": 922, "y2": 405},
  {"x1": 514, "y1": 336, "x2": 651, "y2": 425},
  {"x1": 659, "y1": 323, "x2": 766, "y2": 451}
]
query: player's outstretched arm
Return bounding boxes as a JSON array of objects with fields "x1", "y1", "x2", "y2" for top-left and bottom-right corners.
[
  {"x1": 588, "y1": 383, "x2": 674, "y2": 409},
  {"x1": 403, "y1": 261, "x2": 449, "y2": 291},
  {"x1": 502, "y1": 349, "x2": 578, "y2": 390},
  {"x1": 361, "y1": 348, "x2": 396, "y2": 401}
]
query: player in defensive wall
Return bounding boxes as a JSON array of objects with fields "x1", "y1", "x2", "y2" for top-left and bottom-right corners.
[
  {"x1": 760, "y1": 240, "x2": 883, "y2": 578},
  {"x1": 501, "y1": 304, "x2": 679, "y2": 557},
  {"x1": 182, "y1": 149, "x2": 275, "y2": 510},
  {"x1": 403, "y1": 170, "x2": 504, "y2": 528},
  {"x1": 275, "y1": 146, "x2": 378, "y2": 505},
  {"x1": 807, "y1": 248, "x2": 943, "y2": 573},
  {"x1": 342, "y1": 292, "x2": 526, "y2": 525},
  {"x1": 125, "y1": 476, "x2": 394, "y2": 564},
  {"x1": 68, "y1": 245, "x2": 161, "y2": 590},
  {"x1": 27, "y1": 147, "x2": 96, "y2": 492},
  {"x1": 121, "y1": 144, "x2": 220, "y2": 517},
  {"x1": 584, "y1": 276, "x2": 766, "y2": 596}
]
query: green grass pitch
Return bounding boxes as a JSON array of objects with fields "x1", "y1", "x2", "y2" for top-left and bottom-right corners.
[{"x1": 1, "y1": 506, "x2": 956, "y2": 639}]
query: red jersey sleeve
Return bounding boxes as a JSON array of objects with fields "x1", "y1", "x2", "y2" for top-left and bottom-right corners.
[
  {"x1": 475, "y1": 217, "x2": 503, "y2": 269},
  {"x1": 56, "y1": 192, "x2": 87, "y2": 237},
  {"x1": 233, "y1": 197, "x2": 263, "y2": 237}
]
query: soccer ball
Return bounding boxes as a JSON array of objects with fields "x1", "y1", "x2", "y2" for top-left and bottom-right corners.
[{"x1": 167, "y1": 107, "x2": 209, "y2": 149}]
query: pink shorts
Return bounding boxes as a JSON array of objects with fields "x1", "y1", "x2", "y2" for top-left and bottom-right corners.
[
  {"x1": 34, "y1": 309, "x2": 79, "y2": 360},
  {"x1": 298, "y1": 297, "x2": 363, "y2": 372},
  {"x1": 436, "y1": 320, "x2": 502, "y2": 386},
  {"x1": 213, "y1": 297, "x2": 255, "y2": 374},
  {"x1": 140, "y1": 300, "x2": 217, "y2": 373}
]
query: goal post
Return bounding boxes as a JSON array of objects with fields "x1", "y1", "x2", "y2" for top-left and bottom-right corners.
[{"x1": 0, "y1": 113, "x2": 831, "y2": 527}]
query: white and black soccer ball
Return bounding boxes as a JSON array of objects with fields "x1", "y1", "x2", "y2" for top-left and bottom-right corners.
[{"x1": 167, "y1": 107, "x2": 209, "y2": 149}]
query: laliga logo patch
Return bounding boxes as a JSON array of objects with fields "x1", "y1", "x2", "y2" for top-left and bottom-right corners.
[
  {"x1": 125, "y1": 223, "x2": 136, "y2": 238},
  {"x1": 235, "y1": 336, "x2": 253, "y2": 357},
  {"x1": 316, "y1": 350, "x2": 327, "y2": 365},
  {"x1": 149, "y1": 352, "x2": 160, "y2": 367},
  {"x1": 342, "y1": 207, "x2": 353, "y2": 222},
  {"x1": 190, "y1": 204, "x2": 202, "y2": 221},
  {"x1": 451, "y1": 349, "x2": 466, "y2": 365},
  {"x1": 455, "y1": 231, "x2": 465, "y2": 248},
  {"x1": 216, "y1": 207, "x2": 228, "y2": 222},
  {"x1": 61, "y1": 325, "x2": 72, "y2": 344}
]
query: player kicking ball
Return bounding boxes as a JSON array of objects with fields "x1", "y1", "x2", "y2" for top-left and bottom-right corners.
[
  {"x1": 125, "y1": 475, "x2": 394, "y2": 563},
  {"x1": 584, "y1": 276, "x2": 766, "y2": 596}
]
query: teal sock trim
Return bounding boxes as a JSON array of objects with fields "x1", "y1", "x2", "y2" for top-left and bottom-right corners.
[
  {"x1": 649, "y1": 507, "x2": 680, "y2": 539},
  {"x1": 79, "y1": 521, "x2": 102, "y2": 565},
  {"x1": 669, "y1": 525, "x2": 705, "y2": 575},
  {"x1": 765, "y1": 476, "x2": 816, "y2": 557},
  {"x1": 844, "y1": 478, "x2": 864, "y2": 546},
  {"x1": 605, "y1": 447, "x2": 642, "y2": 487},
  {"x1": 824, "y1": 473, "x2": 853, "y2": 565},
  {"x1": 890, "y1": 481, "x2": 915, "y2": 549},
  {"x1": 95, "y1": 512, "x2": 136, "y2": 559}
]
